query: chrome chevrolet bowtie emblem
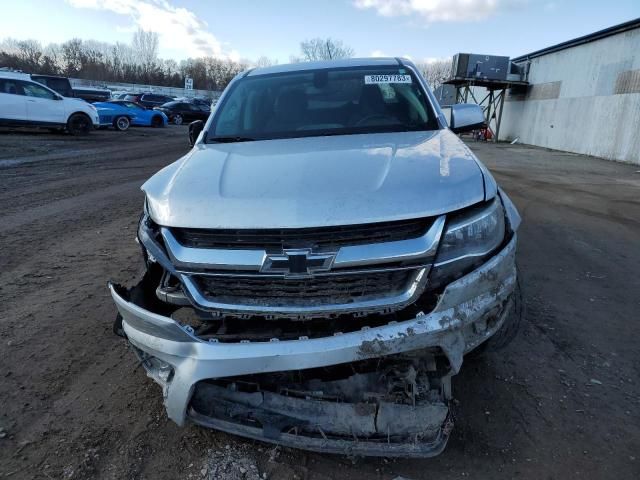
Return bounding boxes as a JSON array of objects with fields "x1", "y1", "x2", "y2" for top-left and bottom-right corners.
[{"x1": 261, "y1": 249, "x2": 335, "y2": 277}]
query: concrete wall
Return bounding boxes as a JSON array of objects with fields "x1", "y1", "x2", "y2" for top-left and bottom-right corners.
[{"x1": 499, "y1": 28, "x2": 640, "y2": 164}]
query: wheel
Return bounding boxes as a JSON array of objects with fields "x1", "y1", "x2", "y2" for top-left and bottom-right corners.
[
  {"x1": 173, "y1": 114, "x2": 183, "y2": 125},
  {"x1": 151, "y1": 115, "x2": 164, "y2": 128},
  {"x1": 114, "y1": 116, "x2": 130, "y2": 131},
  {"x1": 66, "y1": 113, "x2": 92, "y2": 135}
]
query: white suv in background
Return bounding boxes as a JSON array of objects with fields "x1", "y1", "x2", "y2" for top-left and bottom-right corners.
[{"x1": 0, "y1": 73, "x2": 100, "y2": 134}]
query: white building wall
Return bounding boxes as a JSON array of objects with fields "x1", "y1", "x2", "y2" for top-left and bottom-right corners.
[{"x1": 499, "y1": 28, "x2": 640, "y2": 164}]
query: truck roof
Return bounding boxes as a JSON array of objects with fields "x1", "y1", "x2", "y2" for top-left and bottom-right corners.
[
  {"x1": 0, "y1": 70, "x2": 31, "y2": 81},
  {"x1": 247, "y1": 57, "x2": 406, "y2": 77}
]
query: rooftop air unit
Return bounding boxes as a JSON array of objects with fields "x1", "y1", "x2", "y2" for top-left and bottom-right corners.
[{"x1": 451, "y1": 53, "x2": 510, "y2": 81}]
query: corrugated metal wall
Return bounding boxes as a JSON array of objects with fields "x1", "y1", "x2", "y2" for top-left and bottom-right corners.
[{"x1": 499, "y1": 28, "x2": 640, "y2": 164}]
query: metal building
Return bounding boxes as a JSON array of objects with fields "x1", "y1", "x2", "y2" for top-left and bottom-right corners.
[
  {"x1": 443, "y1": 54, "x2": 528, "y2": 142},
  {"x1": 499, "y1": 18, "x2": 640, "y2": 164}
]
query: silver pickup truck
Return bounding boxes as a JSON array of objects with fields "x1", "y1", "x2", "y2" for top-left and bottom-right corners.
[{"x1": 110, "y1": 57, "x2": 520, "y2": 457}]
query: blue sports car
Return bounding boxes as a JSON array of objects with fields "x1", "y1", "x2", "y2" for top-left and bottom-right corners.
[{"x1": 93, "y1": 100, "x2": 169, "y2": 129}]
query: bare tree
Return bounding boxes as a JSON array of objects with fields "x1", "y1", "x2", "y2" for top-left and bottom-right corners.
[
  {"x1": 61, "y1": 38, "x2": 85, "y2": 75},
  {"x1": 43, "y1": 43, "x2": 63, "y2": 71},
  {"x1": 132, "y1": 29, "x2": 159, "y2": 73},
  {"x1": 16, "y1": 39, "x2": 43, "y2": 67},
  {"x1": 416, "y1": 59, "x2": 452, "y2": 91},
  {"x1": 253, "y1": 56, "x2": 277, "y2": 68},
  {"x1": 299, "y1": 38, "x2": 354, "y2": 61}
]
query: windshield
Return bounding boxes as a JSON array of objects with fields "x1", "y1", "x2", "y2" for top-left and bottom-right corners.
[{"x1": 208, "y1": 66, "x2": 438, "y2": 142}]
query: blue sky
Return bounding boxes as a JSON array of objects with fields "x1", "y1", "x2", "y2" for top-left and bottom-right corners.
[{"x1": 2, "y1": 0, "x2": 639, "y2": 63}]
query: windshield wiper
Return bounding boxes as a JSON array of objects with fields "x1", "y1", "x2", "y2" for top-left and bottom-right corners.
[{"x1": 209, "y1": 136, "x2": 256, "y2": 143}]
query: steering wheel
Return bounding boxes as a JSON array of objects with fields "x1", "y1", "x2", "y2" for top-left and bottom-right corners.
[{"x1": 354, "y1": 114, "x2": 390, "y2": 126}]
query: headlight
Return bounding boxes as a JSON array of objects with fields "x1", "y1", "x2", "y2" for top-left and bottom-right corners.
[{"x1": 430, "y1": 198, "x2": 505, "y2": 287}]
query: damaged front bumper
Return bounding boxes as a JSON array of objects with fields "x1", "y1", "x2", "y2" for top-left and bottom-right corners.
[{"x1": 109, "y1": 234, "x2": 517, "y2": 457}]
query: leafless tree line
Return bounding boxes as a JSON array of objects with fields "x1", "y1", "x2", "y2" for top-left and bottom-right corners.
[
  {"x1": 415, "y1": 60, "x2": 452, "y2": 91},
  {"x1": 0, "y1": 30, "x2": 249, "y2": 91},
  {"x1": 293, "y1": 38, "x2": 355, "y2": 62},
  {"x1": 1, "y1": 31, "x2": 451, "y2": 91}
]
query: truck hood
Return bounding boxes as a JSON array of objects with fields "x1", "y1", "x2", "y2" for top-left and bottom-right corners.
[{"x1": 143, "y1": 129, "x2": 488, "y2": 229}]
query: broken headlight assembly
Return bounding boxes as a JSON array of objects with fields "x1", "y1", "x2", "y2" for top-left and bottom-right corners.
[
  {"x1": 429, "y1": 197, "x2": 506, "y2": 288},
  {"x1": 137, "y1": 200, "x2": 175, "y2": 273}
]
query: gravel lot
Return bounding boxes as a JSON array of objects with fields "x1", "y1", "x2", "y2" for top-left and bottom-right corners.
[{"x1": 0, "y1": 127, "x2": 638, "y2": 480}]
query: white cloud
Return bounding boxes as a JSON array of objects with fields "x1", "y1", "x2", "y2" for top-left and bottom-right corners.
[
  {"x1": 66, "y1": 0, "x2": 236, "y2": 59},
  {"x1": 353, "y1": 0, "x2": 527, "y2": 23}
]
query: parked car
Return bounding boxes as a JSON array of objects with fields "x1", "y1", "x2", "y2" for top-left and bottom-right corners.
[
  {"x1": 93, "y1": 103, "x2": 135, "y2": 131},
  {"x1": 0, "y1": 74, "x2": 100, "y2": 134},
  {"x1": 175, "y1": 96, "x2": 212, "y2": 109},
  {"x1": 93, "y1": 100, "x2": 168, "y2": 128},
  {"x1": 30, "y1": 74, "x2": 74, "y2": 97},
  {"x1": 29, "y1": 75, "x2": 110, "y2": 102},
  {"x1": 154, "y1": 101, "x2": 210, "y2": 125},
  {"x1": 72, "y1": 87, "x2": 111, "y2": 102},
  {"x1": 110, "y1": 91, "x2": 130, "y2": 100},
  {"x1": 124, "y1": 93, "x2": 175, "y2": 108},
  {"x1": 110, "y1": 58, "x2": 520, "y2": 457}
]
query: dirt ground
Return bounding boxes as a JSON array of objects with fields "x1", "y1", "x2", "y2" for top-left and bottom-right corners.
[{"x1": 0, "y1": 127, "x2": 638, "y2": 480}]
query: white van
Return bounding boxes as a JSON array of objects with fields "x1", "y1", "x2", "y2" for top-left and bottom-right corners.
[{"x1": 0, "y1": 73, "x2": 100, "y2": 134}]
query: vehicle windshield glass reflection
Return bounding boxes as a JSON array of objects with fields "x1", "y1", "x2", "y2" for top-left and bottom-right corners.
[{"x1": 209, "y1": 66, "x2": 438, "y2": 142}]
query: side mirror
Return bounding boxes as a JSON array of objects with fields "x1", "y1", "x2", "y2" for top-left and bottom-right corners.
[
  {"x1": 448, "y1": 104, "x2": 485, "y2": 133},
  {"x1": 188, "y1": 120, "x2": 204, "y2": 146}
]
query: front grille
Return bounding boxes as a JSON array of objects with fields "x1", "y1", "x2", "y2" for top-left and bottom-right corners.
[
  {"x1": 172, "y1": 218, "x2": 432, "y2": 251},
  {"x1": 192, "y1": 269, "x2": 417, "y2": 307}
]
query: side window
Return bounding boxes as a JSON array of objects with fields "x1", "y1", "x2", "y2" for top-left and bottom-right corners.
[
  {"x1": 22, "y1": 82, "x2": 57, "y2": 100},
  {"x1": 0, "y1": 79, "x2": 24, "y2": 95}
]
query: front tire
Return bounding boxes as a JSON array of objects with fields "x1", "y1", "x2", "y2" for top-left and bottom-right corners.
[
  {"x1": 66, "y1": 113, "x2": 92, "y2": 136},
  {"x1": 114, "y1": 116, "x2": 130, "y2": 132},
  {"x1": 173, "y1": 114, "x2": 183, "y2": 125},
  {"x1": 151, "y1": 115, "x2": 164, "y2": 128}
]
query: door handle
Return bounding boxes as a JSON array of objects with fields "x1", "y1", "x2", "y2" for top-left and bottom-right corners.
[{"x1": 27, "y1": 99, "x2": 36, "y2": 102}]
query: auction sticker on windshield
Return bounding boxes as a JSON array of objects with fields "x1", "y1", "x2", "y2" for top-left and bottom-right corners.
[{"x1": 364, "y1": 74, "x2": 412, "y2": 84}]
